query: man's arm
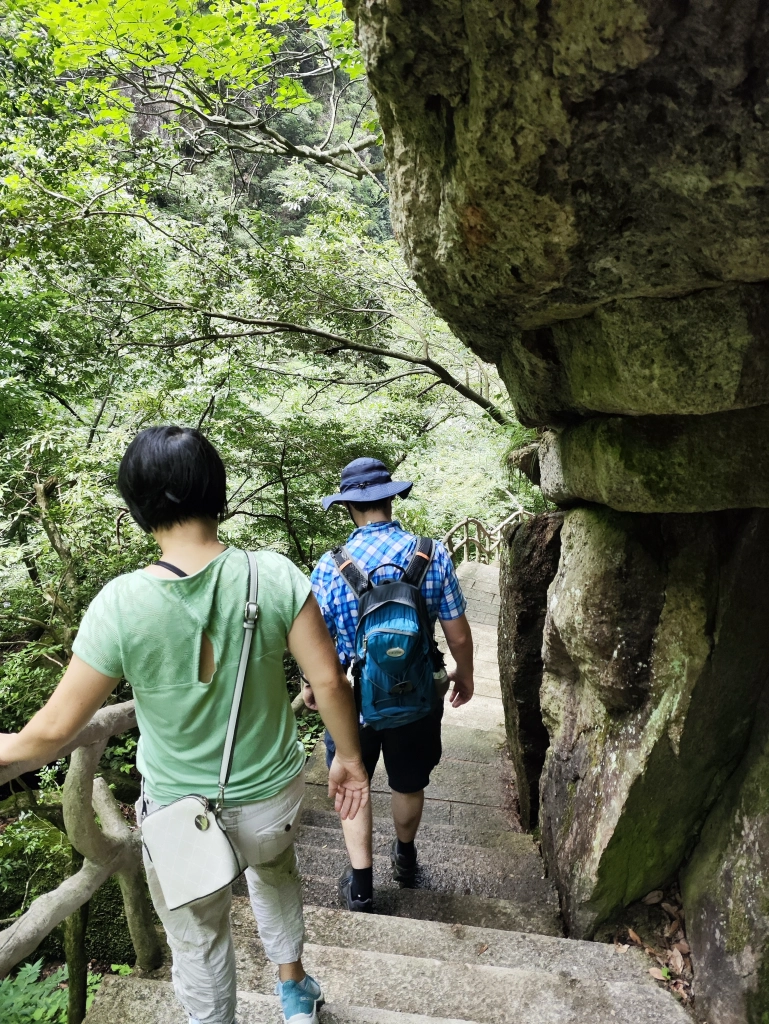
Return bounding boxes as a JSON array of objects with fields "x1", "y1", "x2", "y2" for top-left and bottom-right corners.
[
  {"x1": 439, "y1": 613, "x2": 474, "y2": 708},
  {"x1": 287, "y1": 594, "x2": 369, "y2": 820}
]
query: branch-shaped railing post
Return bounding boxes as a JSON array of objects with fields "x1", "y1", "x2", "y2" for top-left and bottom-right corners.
[
  {"x1": 0, "y1": 702, "x2": 162, "y2": 978},
  {"x1": 442, "y1": 511, "x2": 533, "y2": 564}
]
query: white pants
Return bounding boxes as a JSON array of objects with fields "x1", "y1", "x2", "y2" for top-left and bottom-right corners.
[{"x1": 136, "y1": 773, "x2": 306, "y2": 1024}]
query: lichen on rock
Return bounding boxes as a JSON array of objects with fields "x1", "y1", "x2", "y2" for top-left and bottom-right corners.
[{"x1": 539, "y1": 506, "x2": 769, "y2": 938}]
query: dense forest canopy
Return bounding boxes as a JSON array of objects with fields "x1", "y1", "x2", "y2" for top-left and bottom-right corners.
[{"x1": 0, "y1": 0, "x2": 542, "y2": 729}]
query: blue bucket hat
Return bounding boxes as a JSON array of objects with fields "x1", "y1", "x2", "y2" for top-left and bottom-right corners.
[{"x1": 322, "y1": 458, "x2": 413, "y2": 511}]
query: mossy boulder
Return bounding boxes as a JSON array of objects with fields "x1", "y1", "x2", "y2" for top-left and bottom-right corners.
[
  {"x1": 682, "y1": 692, "x2": 769, "y2": 1024},
  {"x1": 500, "y1": 284, "x2": 769, "y2": 425},
  {"x1": 497, "y1": 512, "x2": 563, "y2": 831},
  {"x1": 539, "y1": 506, "x2": 769, "y2": 937},
  {"x1": 349, "y1": 0, "x2": 769, "y2": 351},
  {"x1": 539, "y1": 404, "x2": 769, "y2": 513}
]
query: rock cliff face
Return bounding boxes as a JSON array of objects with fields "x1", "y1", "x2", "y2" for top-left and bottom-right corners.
[
  {"x1": 349, "y1": 0, "x2": 769, "y2": 1016},
  {"x1": 497, "y1": 513, "x2": 563, "y2": 831}
]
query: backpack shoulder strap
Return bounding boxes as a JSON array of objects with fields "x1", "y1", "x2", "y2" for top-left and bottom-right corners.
[
  {"x1": 402, "y1": 536, "x2": 435, "y2": 589},
  {"x1": 332, "y1": 545, "x2": 371, "y2": 599}
]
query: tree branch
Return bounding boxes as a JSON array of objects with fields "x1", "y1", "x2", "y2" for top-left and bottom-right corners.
[{"x1": 119, "y1": 302, "x2": 515, "y2": 425}]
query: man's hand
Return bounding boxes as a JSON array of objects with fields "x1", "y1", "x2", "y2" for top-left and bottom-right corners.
[
  {"x1": 448, "y1": 668, "x2": 474, "y2": 708},
  {"x1": 328, "y1": 755, "x2": 370, "y2": 821},
  {"x1": 301, "y1": 678, "x2": 318, "y2": 711}
]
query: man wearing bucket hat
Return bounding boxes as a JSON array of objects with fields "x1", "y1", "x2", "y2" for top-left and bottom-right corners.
[{"x1": 306, "y1": 458, "x2": 474, "y2": 911}]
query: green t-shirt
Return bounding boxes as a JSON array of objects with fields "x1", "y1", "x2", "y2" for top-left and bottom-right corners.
[{"x1": 73, "y1": 548, "x2": 310, "y2": 806}]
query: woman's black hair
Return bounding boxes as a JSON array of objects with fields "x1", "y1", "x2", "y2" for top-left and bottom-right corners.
[{"x1": 117, "y1": 426, "x2": 227, "y2": 533}]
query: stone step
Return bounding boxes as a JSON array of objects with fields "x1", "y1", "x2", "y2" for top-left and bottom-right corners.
[
  {"x1": 294, "y1": 819, "x2": 548, "y2": 876},
  {"x1": 85, "y1": 977, "x2": 486, "y2": 1024},
  {"x1": 296, "y1": 943, "x2": 689, "y2": 1024},
  {"x1": 306, "y1": 746, "x2": 508, "y2": 808},
  {"x1": 303, "y1": 783, "x2": 515, "y2": 833},
  {"x1": 298, "y1": 878, "x2": 562, "y2": 935},
  {"x1": 298, "y1": 808, "x2": 525, "y2": 852},
  {"x1": 299, "y1": 905, "x2": 641, "y2": 983},
  {"x1": 291, "y1": 842, "x2": 554, "y2": 905}
]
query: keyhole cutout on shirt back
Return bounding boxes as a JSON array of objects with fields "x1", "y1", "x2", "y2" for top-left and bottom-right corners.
[{"x1": 199, "y1": 632, "x2": 216, "y2": 685}]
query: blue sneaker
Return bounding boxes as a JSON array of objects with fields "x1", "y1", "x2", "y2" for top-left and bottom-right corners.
[{"x1": 275, "y1": 974, "x2": 325, "y2": 1024}]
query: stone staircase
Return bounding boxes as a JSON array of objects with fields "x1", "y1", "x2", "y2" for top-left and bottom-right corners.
[{"x1": 86, "y1": 563, "x2": 690, "y2": 1024}]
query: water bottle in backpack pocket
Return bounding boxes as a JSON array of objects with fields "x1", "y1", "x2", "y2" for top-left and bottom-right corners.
[{"x1": 333, "y1": 538, "x2": 442, "y2": 730}]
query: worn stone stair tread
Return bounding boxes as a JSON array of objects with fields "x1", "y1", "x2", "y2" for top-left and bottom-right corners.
[
  {"x1": 296, "y1": 943, "x2": 689, "y2": 1024},
  {"x1": 292, "y1": 843, "x2": 555, "y2": 904},
  {"x1": 298, "y1": 808, "x2": 524, "y2": 851},
  {"x1": 299, "y1": 905, "x2": 652, "y2": 983},
  {"x1": 302, "y1": 783, "x2": 515, "y2": 832},
  {"x1": 243, "y1": 877, "x2": 562, "y2": 935},
  {"x1": 84, "y1": 977, "x2": 485, "y2": 1024},
  {"x1": 306, "y1": 755, "x2": 508, "y2": 810},
  {"x1": 296, "y1": 821, "x2": 538, "y2": 861}
]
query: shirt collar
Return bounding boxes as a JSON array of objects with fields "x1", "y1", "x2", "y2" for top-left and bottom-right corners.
[{"x1": 348, "y1": 519, "x2": 402, "y2": 542}]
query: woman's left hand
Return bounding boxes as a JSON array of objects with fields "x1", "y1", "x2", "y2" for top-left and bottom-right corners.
[{"x1": 328, "y1": 755, "x2": 369, "y2": 821}]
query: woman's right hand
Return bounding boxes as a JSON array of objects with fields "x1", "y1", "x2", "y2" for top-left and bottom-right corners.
[{"x1": 328, "y1": 755, "x2": 369, "y2": 821}]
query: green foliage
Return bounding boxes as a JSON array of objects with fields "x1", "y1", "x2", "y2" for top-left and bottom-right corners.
[
  {"x1": 298, "y1": 712, "x2": 325, "y2": 757},
  {"x1": 0, "y1": 959, "x2": 100, "y2": 1023},
  {"x1": 0, "y1": 810, "x2": 146, "y2": 964}
]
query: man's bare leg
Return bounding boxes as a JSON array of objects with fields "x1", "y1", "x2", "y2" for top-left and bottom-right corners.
[
  {"x1": 390, "y1": 789, "x2": 423, "y2": 885},
  {"x1": 340, "y1": 797, "x2": 373, "y2": 868},
  {"x1": 391, "y1": 789, "x2": 424, "y2": 842}
]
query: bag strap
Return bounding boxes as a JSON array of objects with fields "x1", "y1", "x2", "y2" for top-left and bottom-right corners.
[
  {"x1": 216, "y1": 551, "x2": 259, "y2": 811},
  {"x1": 403, "y1": 536, "x2": 434, "y2": 588},
  {"x1": 332, "y1": 545, "x2": 371, "y2": 599},
  {"x1": 153, "y1": 560, "x2": 188, "y2": 578}
]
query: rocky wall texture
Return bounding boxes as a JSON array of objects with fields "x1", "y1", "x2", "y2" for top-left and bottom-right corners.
[
  {"x1": 682, "y1": 691, "x2": 769, "y2": 1024},
  {"x1": 497, "y1": 512, "x2": 563, "y2": 831},
  {"x1": 539, "y1": 506, "x2": 769, "y2": 938}
]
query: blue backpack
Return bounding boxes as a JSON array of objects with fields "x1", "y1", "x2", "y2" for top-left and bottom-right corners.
[{"x1": 332, "y1": 537, "x2": 442, "y2": 730}]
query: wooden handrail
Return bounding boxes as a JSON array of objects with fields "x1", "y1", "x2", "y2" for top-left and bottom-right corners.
[
  {"x1": 441, "y1": 509, "x2": 533, "y2": 564},
  {"x1": 0, "y1": 701, "x2": 163, "y2": 977}
]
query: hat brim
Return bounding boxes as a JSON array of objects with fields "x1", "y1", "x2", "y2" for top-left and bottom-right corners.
[{"x1": 322, "y1": 481, "x2": 413, "y2": 511}]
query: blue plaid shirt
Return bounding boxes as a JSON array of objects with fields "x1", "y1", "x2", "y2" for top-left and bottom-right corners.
[{"x1": 311, "y1": 520, "x2": 467, "y2": 666}]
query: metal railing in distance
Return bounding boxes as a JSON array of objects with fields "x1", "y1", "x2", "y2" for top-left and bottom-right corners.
[{"x1": 441, "y1": 510, "x2": 532, "y2": 564}]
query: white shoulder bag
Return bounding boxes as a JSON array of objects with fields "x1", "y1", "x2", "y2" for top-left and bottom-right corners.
[{"x1": 140, "y1": 551, "x2": 259, "y2": 911}]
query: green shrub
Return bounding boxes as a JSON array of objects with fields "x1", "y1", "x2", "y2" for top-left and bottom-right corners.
[
  {"x1": 0, "y1": 811, "x2": 146, "y2": 966},
  {"x1": 0, "y1": 959, "x2": 100, "y2": 1023}
]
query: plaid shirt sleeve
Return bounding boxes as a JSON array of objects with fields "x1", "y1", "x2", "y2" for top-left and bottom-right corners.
[
  {"x1": 433, "y1": 542, "x2": 467, "y2": 620},
  {"x1": 310, "y1": 556, "x2": 339, "y2": 643}
]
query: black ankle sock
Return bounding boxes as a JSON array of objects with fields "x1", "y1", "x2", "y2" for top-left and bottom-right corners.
[
  {"x1": 396, "y1": 839, "x2": 416, "y2": 863},
  {"x1": 350, "y1": 866, "x2": 373, "y2": 902}
]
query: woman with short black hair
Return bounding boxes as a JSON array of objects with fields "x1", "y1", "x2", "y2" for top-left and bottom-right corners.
[{"x1": 0, "y1": 426, "x2": 369, "y2": 1024}]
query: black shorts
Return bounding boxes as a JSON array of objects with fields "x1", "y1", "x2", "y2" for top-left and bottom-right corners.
[{"x1": 325, "y1": 706, "x2": 444, "y2": 794}]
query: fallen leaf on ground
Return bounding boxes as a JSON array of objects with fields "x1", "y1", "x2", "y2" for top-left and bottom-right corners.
[
  {"x1": 476, "y1": 944, "x2": 489, "y2": 956},
  {"x1": 627, "y1": 928, "x2": 643, "y2": 945},
  {"x1": 649, "y1": 967, "x2": 668, "y2": 981},
  {"x1": 674, "y1": 940, "x2": 691, "y2": 954},
  {"x1": 615, "y1": 943, "x2": 629, "y2": 952},
  {"x1": 643, "y1": 890, "x2": 664, "y2": 904},
  {"x1": 669, "y1": 948, "x2": 684, "y2": 974},
  {"x1": 661, "y1": 902, "x2": 679, "y2": 917}
]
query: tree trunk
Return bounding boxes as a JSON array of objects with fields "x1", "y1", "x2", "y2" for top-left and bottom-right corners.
[{"x1": 63, "y1": 851, "x2": 90, "y2": 1024}]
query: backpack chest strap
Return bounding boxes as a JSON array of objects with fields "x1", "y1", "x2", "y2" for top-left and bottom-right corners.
[
  {"x1": 402, "y1": 536, "x2": 435, "y2": 588},
  {"x1": 331, "y1": 546, "x2": 371, "y2": 598}
]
